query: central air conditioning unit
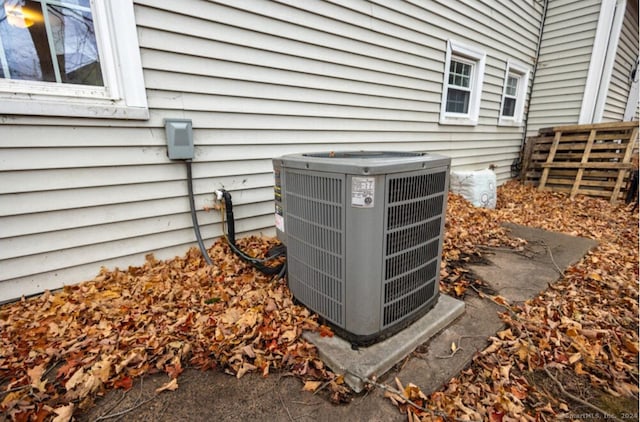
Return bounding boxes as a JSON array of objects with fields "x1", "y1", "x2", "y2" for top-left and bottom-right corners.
[{"x1": 272, "y1": 151, "x2": 450, "y2": 345}]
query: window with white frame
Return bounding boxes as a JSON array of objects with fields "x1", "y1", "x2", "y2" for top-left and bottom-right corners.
[
  {"x1": 499, "y1": 60, "x2": 530, "y2": 126},
  {"x1": 0, "y1": 0, "x2": 148, "y2": 119},
  {"x1": 440, "y1": 40, "x2": 486, "y2": 126}
]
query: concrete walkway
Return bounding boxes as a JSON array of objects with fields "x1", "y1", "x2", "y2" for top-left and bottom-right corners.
[{"x1": 80, "y1": 224, "x2": 597, "y2": 422}]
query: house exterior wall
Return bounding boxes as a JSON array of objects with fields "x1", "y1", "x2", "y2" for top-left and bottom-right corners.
[
  {"x1": 602, "y1": 0, "x2": 639, "y2": 121},
  {"x1": 0, "y1": 0, "x2": 545, "y2": 302},
  {"x1": 526, "y1": 0, "x2": 602, "y2": 136}
]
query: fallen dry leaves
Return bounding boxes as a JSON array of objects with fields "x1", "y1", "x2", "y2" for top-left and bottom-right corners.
[
  {"x1": 389, "y1": 181, "x2": 639, "y2": 421},
  {"x1": 439, "y1": 192, "x2": 526, "y2": 298},
  {"x1": 0, "y1": 238, "x2": 346, "y2": 421},
  {"x1": 1, "y1": 181, "x2": 637, "y2": 421}
]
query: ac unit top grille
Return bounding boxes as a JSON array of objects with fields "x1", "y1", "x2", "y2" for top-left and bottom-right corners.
[
  {"x1": 277, "y1": 151, "x2": 451, "y2": 176},
  {"x1": 304, "y1": 151, "x2": 424, "y2": 159}
]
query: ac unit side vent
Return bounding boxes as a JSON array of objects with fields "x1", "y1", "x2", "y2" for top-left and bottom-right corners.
[
  {"x1": 289, "y1": 257, "x2": 343, "y2": 324},
  {"x1": 388, "y1": 172, "x2": 447, "y2": 203},
  {"x1": 287, "y1": 234, "x2": 342, "y2": 279},
  {"x1": 381, "y1": 170, "x2": 446, "y2": 328},
  {"x1": 386, "y1": 218, "x2": 441, "y2": 255},
  {"x1": 383, "y1": 281, "x2": 436, "y2": 326},
  {"x1": 287, "y1": 195, "x2": 343, "y2": 230},
  {"x1": 387, "y1": 195, "x2": 444, "y2": 230},
  {"x1": 385, "y1": 238, "x2": 439, "y2": 280},
  {"x1": 384, "y1": 260, "x2": 438, "y2": 302},
  {"x1": 282, "y1": 171, "x2": 345, "y2": 327},
  {"x1": 287, "y1": 216, "x2": 342, "y2": 254},
  {"x1": 286, "y1": 172, "x2": 342, "y2": 204}
]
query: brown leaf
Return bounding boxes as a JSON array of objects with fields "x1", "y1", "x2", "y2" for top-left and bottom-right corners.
[
  {"x1": 588, "y1": 273, "x2": 603, "y2": 281},
  {"x1": 165, "y1": 360, "x2": 183, "y2": 379},
  {"x1": 56, "y1": 360, "x2": 80, "y2": 380},
  {"x1": 497, "y1": 328, "x2": 513, "y2": 340},
  {"x1": 65, "y1": 368, "x2": 85, "y2": 391},
  {"x1": 1, "y1": 391, "x2": 23, "y2": 408},
  {"x1": 113, "y1": 376, "x2": 133, "y2": 391},
  {"x1": 280, "y1": 329, "x2": 297, "y2": 343},
  {"x1": 510, "y1": 385, "x2": 527, "y2": 400},
  {"x1": 155, "y1": 378, "x2": 178, "y2": 393},
  {"x1": 319, "y1": 325, "x2": 334, "y2": 338},
  {"x1": 624, "y1": 339, "x2": 639, "y2": 354},
  {"x1": 90, "y1": 357, "x2": 112, "y2": 383},
  {"x1": 236, "y1": 362, "x2": 257, "y2": 379},
  {"x1": 27, "y1": 364, "x2": 47, "y2": 393},
  {"x1": 302, "y1": 380, "x2": 322, "y2": 392},
  {"x1": 568, "y1": 352, "x2": 582, "y2": 365},
  {"x1": 52, "y1": 404, "x2": 74, "y2": 422}
]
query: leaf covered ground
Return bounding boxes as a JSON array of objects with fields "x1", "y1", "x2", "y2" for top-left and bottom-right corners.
[
  {"x1": 393, "y1": 182, "x2": 639, "y2": 421},
  {"x1": 1, "y1": 181, "x2": 638, "y2": 421}
]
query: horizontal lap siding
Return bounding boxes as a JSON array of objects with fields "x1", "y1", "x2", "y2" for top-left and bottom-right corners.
[
  {"x1": 602, "y1": 1, "x2": 639, "y2": 122},
  {"x1": 0, "y1": 0, "x2": 542, "y2": 302},
  {"x1": 527, "y1": 0, "x2": 600, "y2": 135}
]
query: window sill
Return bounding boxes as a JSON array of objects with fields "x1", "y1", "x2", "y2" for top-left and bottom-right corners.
[
  {"x1": 439, "y1": 115, "x2": 478, "y2": 126},
  {"x1": 497, "y1": 118, "x2": 523, "y2": 127},
  {"x1": 0, "y1": 94, "x2": 149, "y2": 120}
]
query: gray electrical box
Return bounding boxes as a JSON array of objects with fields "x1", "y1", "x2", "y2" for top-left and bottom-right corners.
[
  {"x1": 164, "y1": 118, "x2": 194, "y2": 160},
  {"x1": 273, "y1": 151, "x2": 451, "y2": 345}
]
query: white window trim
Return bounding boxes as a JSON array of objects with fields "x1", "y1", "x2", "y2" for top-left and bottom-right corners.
[
  {"x1": 498, "y1": 59, "x2": 530, "y2": 127},
  {"x1": 0, "y1": 0, "x2": 148, "y2": 119},
  {"x1": 439, "y1": 40, "x2": 486, "y2": 126}
]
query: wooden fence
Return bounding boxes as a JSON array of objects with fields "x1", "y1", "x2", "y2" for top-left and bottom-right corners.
[{"x1": 522, "y1": 121, "x2": 639, "y2": 203}]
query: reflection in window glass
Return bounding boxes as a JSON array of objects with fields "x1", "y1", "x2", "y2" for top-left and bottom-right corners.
[
  {"x1": 446, "y1": 88, "x2": 470, "y2": 114},
  {"x1": 502, "y1": 97, "x2": 516, "y2": 117},
  {"x1": 448, "y1": 60, "x2": 471, "y2": 88},
  {"x1": 0, "y1": 0, "x2": 103, "y2": 86},
  {"x1": 505, "y1": 75, "x2": 518, "y2": 96},
  {"x1": 446, "y1": 59, "x2": 473, "y2": 114},
  {"x1": 501, "y1": 73, "x2": 519, "y2": 117}
]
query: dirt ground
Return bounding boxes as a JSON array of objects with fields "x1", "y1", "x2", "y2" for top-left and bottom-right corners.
[
  {"x1": 77, "y1": 367, "x2": 403, "y2": 422},
  {"x1": 76, "y1": 356, "x2": 639, "y2": 422}
]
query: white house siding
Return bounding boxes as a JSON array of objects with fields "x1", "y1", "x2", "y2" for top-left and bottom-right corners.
[
  {"x1": 526, "y1": 0, "x2": 602, "y2": 136},
  {"x1": 0, "y1": 0, "x2": 544, "y2": 302},
  {"x1": 602, "y1": 1, "x2": 639, "y2": 121}
]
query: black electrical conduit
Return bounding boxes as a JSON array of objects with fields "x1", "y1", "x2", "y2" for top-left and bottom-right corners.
[
  {"x1": 184, "y1": 161, "x2": 285, "y2": 276},
  {"x1": 185, "y1": 160, "x2": 213, "y2": 266},
  {"x1": 219, "y1": 190, "x2": 287, "y2": 277},
  {"x1": 185, "y1": 160, "x2": 287, "y2": 278}
]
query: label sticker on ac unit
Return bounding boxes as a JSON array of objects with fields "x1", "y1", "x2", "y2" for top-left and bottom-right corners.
[{"x1": 351, "y1": 177, "x2": 375, "y2": 208}]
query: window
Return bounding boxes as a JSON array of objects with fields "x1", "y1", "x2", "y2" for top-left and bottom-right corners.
[
  {"x1": 0, "y1": 0, "x2": 148, "y2": 119},
  {"x1": 440, "y1": 40, "x2": 486, "y2": 126},
  {"x1": 502, "y1": 75, "x2": 518, "y2": 116},
  {"x1": 446, "y1": 59, "x2": 472, "y2": 113},
  {"x1": 498, "y1": 60, "x2": 530, "y2": 126}
]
